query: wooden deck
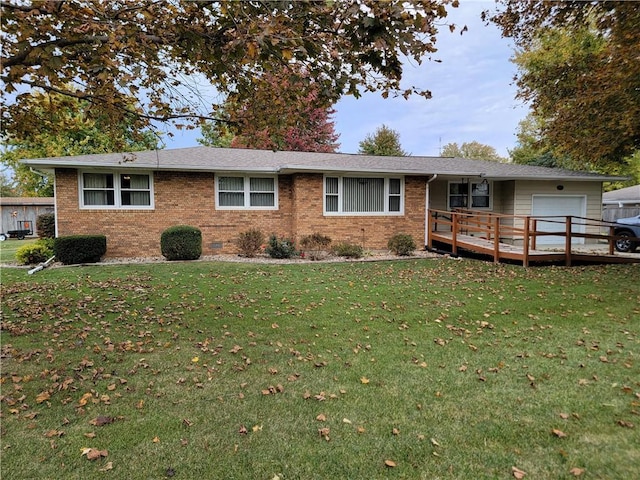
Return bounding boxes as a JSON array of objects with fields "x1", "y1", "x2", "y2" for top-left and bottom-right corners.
[{"x1": 427, "y1": 209, "x2": 640, "y2": 267}]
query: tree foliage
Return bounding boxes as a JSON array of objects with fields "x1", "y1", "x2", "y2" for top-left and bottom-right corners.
[
  {"x1": 358, "y1": 125, "x2": 407, "y2": 156},
  {"x1": 2, "y1": 0, "x2": 460, "y2": 140},
  {"x1": 200, "y1": 66, "x2": 340, "y2": 152},
  {"x1": 486, "y1": 1, "x2": 640, "y2": 168},
  {"x1": 1, "y1": 91, "x2": 158, "y2": 197},
  {"x1": 441, "y1": 141, "x2": 505, "y2": 162}
]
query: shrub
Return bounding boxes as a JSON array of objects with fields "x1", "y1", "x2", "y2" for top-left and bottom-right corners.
[
  {"x1": 332, "y1": 242, "x2": 364, "y2": 259},
  {"x1": 235, "y1": 229, "x2": 265, "y2": 257},
  {"x1": 265, "y1": 235, "x2": 297, "y2": 259},
  {"x1": 54, "y1": 235, "x2": 107, "y2": 265},
  {"x1": 299, "y1": 232, "x2": 332, "y2": 260},
  {"x1": 161, "y1": 225, "x2": 202, "y2": 261},
  {"x1": 36, "y1": 213, "x2": 56, "y2": 238},
  {"x1": 15, "y1": 239, "x2": 54, "y2": 265},
  {"x1": 388, "y1": 233, "x2": 416, "y2": 256}
]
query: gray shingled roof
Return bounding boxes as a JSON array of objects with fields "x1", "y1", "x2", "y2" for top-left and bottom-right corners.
[{"x1": 22, "y1": 146, "x2": 622, "y2": 181}]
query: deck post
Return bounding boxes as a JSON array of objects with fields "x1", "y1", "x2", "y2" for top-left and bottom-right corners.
[
  {"x1": 565, "y1": 216, "x2": 572, "y2": 267},
  {"x1": 531, "y1": 218, "x2": 537, "y2": 250},
  {"x1": 451, "y1": 212, "x2": 458, "y2": 255},
  {"x1": 493, "y1": 215, "x2": 500, "y2": 263},
  {"x1": 523, "y1": 217, "x2": 530, "y2": 267},
  {"x1": 608, "y1": 226, "x2": 615, "y2": 255}
]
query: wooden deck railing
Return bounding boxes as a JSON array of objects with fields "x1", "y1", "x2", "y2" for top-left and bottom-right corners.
[{"x1": 427, "y1": 209, "x2": 628, "y2": 267}]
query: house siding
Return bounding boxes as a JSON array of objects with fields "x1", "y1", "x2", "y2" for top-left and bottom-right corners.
[{"x1": 55, "y1": 169, "x2": 428, "y2": 258}]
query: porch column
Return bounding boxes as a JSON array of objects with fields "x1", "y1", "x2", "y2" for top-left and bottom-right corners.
[{"x1": 424, "y1": 175, "x2": 437, "y2": 248}]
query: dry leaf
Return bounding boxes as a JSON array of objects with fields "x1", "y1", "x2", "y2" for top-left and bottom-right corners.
[
  {"x1": 44, "y1": 429, "x2": 64, "y2": 438},
  {"x1": 152, "y1": 436, "x2": 160, "y2": 443},
  {"x1": 89, "y1": 415, "x2": 114, "y2": 427},
  {"x1": 360, "y1": 377, "x2": 370, "y2": 384},
  {"x1": 384, "y1": 460, "x2": 397, "y2": 468},
  {"x1": 512, "y1": 466, "x2": 527, "y2": 479},
  {"x1": 82, "y1": 448, "x2": 108, "y2": 461},
  {"x1": 238, "y1": 425, "x2": 248, "y2": 435},
  {"x1": 559, "y1": 413, "x2": 570, "y2": 419},
  {"x1": 35, "y1": 391, "x2": 51, "y2": 404},
  {"x1": 392, "y1": 428, "x2": 400, "y2": 436},
  {"x1": 552, "y1": 428, "x2": 567, "y2": 438},
  {"x1": 252, "y1": 425, "x2": 262, "y2": 432},
  {"x1": 99, "y1": 462, "x2": 113, "y2": 472},
  {"x1": 343, "y1": 418, "x2": 352, "y2": 424},
  {"x1": 570, "y1": 467, "x2": 585, "y2": 476},
  {"x1": 430, "y1": 438, "x2": 440, "y2": 447},
  {"x1": 316, "y1": 414, "x2": 327, "y2": 422}
]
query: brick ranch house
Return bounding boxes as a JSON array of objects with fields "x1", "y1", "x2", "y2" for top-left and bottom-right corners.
[{"x1": 22, "y1": 147, "x2": 619, "y2": 259}]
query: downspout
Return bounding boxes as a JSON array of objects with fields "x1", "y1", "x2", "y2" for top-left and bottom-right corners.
[{"x1": 424, "y1": 174, "x2": 438, "y2": 249}]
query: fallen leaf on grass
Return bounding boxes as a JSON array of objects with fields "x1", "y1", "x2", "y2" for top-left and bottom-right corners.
[
  {"x1": 35, "y1": 390, "x2": 52, "y2": 404},
  {"x1": 99, "y1": 462, "x2": 113, "y2": 472},
  {"x1": 360, "y1": 377, "x2": 370, "y2": 384},
  {"x1": 81, "y1": 447, "x2": 108, "y2": 461},
  {"x1": 552, "y1": 428, "x2": 567, "y2": 438},
  {"x1": 318, "y1": 427, "x2": 330, "y2": 441},
  {"x1": 384, "y1": 460, "x2": 397, "y2": 468},
  {"x1": 569, "y1": 467, "x2": 585, "y2": 476},
  {"x1": 316, "y1": 414, "x2": 326, "y2": 422},
  {"x1": 617, "y1": 420, "x2": 634, "y2": 428},
  {"x1": 89, "y1": 415, "x2": 114, "y2": 427},
  {"x1": 512, "y1": 466, "x2": 527, "y2": 479},
  {"x1": 152, "y1": 436, "x2": 160, "y2": 443},
  {"x1": 44, "y1": 429, "x2": 64, "y2": 438}
]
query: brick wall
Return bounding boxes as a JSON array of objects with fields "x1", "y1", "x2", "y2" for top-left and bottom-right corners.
[{"x1": 55, "y1": 169, "x2": 427, "y2": 258}]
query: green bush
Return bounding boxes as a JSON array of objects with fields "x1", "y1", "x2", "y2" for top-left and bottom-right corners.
[
  {"x1": 161, "y1": 225, "x2": 202, "y2": 261},
  {"x1": 36, "y1": 213, "x2": 55, "y2": 238},
  {"x1": 235, "y1": 229, "x2": 265, "y2": 257},
  {"x1": 332, "y1": 242, "x2": 364, "y2": 259},
  {"x1": 15, "y1": 239, "x2": 54, "y2": 265},
  {"x1": 299, "y1": 232, "x2": 332, "y2": 260},
  {"x1": 54, "y1": 235, "x2": 107, "y2": 265},
  {"x1": 265, "y1": 235, "x2": 297, "y2": 259},
  {"x1": 388, "y1": 233, "x2": 416, "y2": 256}
]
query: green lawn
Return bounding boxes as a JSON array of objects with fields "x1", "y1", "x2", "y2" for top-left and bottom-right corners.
[
  {"x1": 1, "y1": 259, "x2": 639, "y2": 479},
  {"x1": 0, "y1": 238, "x2": 38, "y2": 264}
]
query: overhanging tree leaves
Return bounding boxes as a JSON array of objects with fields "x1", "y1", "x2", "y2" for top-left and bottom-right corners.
[
  {"x1": 486, "y1": 1, "x2": 640, "y2": 168},
  {"x1": 1, "y1": 91, "x2": 158, "y2": 197},
  {"x1": 1, "y1": 0, "x2": 460, "y2": 139}
]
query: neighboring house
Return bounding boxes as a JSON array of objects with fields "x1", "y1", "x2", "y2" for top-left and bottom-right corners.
[
  {"x1": 0, "y1": 197, "x2": 54, "y2": 238},
  {"x1": 602, "y1": 185, "x2": 640, "y2": 222},
  {"x1": 21, "y1": 147, "x2": 621, "y2": 258}
]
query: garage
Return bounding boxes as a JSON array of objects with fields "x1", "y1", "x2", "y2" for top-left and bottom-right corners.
[{"x1": 531, "y1": 195, "x2": 586, "y2": 245}]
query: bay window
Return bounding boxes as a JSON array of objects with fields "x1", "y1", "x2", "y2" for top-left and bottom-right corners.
[{"x1": 324, "y1": 176, "x2": 404, "y2": 215}]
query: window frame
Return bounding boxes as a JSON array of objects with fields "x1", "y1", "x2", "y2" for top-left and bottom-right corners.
[
  {"x1": 79, "y1": 170, "x2": 154, "y2": 210},
  {"x1": 447, "y1": 180, "x2": 492, "y2": 210},
  {"x1": 215, "y1": 174, "x2": 278, "y2": 210},
  {"x1": 323, "y1": 175, "x2": 405, "y2": 216}
]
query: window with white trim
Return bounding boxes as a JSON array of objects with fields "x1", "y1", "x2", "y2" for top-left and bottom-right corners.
[
  {"x1": 324, "y1": 176, "x2": 404, "y2": 215},
  {"x1": 80, "y1": 171, "x2": 153, "y2": 209},
  {"x1": 448, "y1": 181, "x2": 491, "y2": 209},
  {"x1": 216, "y1": 175, "x2": 277, "y2": 209}
]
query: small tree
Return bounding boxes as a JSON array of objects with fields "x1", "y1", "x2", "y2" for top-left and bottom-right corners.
[{"x1": 358, "y1": 125, "x2": 407, "y2": 156}]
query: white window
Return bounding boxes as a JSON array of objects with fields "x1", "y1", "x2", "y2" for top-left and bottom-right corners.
[
  {"x1": 448, "y1": 181, "x2": 491, "y2": 210},
  {"x1": 80, "y1": 171, "x2": 153, "y2": 209},
  {"x1": 324, "y1": 176, "x2": 404, "y2": 215},
  {"x1": 216, "y1": 175, "x2": 277, "y2": 209}
]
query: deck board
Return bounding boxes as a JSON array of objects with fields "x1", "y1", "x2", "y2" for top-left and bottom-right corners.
[{"x1": 429, "y1": 232, "x2": 639, "y2": 266}]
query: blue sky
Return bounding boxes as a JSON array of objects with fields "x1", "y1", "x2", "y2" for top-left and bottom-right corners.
[{"x1": 165, "y1": 0, "x2": 530, "y2": 158}]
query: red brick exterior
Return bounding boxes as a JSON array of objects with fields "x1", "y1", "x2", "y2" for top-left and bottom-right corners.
[{"x1": 54, "y1": 169, "x2": 428, "y2": 258}]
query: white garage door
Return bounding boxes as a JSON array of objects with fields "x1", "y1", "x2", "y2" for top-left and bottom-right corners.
[{"x1": 531, "y1": 195, "x2": 586, "y2": 245}]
